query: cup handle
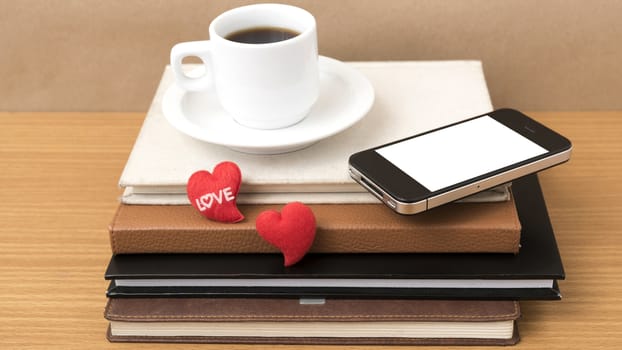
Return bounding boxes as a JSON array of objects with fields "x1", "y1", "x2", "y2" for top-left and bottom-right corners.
[{"x1": 170, "y1": 40, "x2": 212, "y2": 91}]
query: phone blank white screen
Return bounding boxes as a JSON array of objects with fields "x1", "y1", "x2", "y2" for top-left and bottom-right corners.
[{"x1": 375, "y1": 116, "x2": 548, "y2": 192}]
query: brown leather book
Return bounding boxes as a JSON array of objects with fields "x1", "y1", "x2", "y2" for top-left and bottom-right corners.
[
  {"x1": 109, "y1": 198, "x2": 521, "y2": 254},
  {"x1": 105, "y1": 297, "x2": 520, "y2": 345}
]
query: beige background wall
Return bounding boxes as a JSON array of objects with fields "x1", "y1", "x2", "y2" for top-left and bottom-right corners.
[{"x1": 1, "y1": 0, "x2": 620, "y2": 112}]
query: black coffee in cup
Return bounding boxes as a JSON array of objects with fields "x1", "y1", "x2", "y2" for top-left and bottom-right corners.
[
  {"x1": 170, "y1": 3, "x2": 318, "y2": 130},
  {"x1": 225, "y1": 27, "x2": 300, "y2": 44}
]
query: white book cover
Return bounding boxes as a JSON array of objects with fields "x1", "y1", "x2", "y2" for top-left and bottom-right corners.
[{"x1": 120, "y1": 60, "x2": 505, "y2": 204}]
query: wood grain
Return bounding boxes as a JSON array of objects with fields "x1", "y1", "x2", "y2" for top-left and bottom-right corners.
[{"x1": 0, "y1": 111, "x2": 620, "y2": 349}]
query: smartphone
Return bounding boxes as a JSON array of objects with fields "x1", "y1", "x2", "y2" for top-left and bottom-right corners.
[{"x1": 348, "y1": 108, "x2": 572, "y2": 214}]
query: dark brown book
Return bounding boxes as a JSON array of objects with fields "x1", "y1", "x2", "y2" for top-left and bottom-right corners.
[
  {"x1": 105, "y1": 297, "x2": 520, "y2": 345},
  {"x1": 109, "y1": 198, "x2": 521, "y2": 254}
]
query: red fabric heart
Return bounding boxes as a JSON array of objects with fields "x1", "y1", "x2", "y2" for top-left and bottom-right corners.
[
  {"x1": 187, "y1": 161, "x2": 244, "y2": 223},
  {"x1": 256, "y1": 202, "x2": 316, "y2": 266}
]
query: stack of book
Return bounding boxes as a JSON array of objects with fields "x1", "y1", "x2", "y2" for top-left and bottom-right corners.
[{"x1": 103, "y1": 61, "x2": 564, "y2": 345}]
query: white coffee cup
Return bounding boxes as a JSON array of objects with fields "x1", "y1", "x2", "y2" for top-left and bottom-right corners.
[{"x1": 170, "y1": 3, "x2": 319, "y2": 130}]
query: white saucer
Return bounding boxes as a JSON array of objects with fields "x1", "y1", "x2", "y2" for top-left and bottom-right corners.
[{"x1": 162, "y1": 56, "x2": 374, "y2": 154}]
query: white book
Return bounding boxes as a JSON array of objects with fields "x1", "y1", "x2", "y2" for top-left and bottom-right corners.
[{"x1": 120, "y1": 60, "x2": 506, "y2": 204}]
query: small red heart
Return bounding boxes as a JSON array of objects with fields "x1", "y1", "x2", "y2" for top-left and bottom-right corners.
[
  {"x1": 256, "y1": 202, "x2": 316, "y2": 266},
  {"x1": 187, "y1": 161, "x2": 244, "y2": 223}
]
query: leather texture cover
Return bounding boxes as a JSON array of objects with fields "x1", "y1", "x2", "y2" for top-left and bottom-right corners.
[
  {"x1": 109, "y1": 196, "x2": 521, "y2": 254},
  {"x1": 104, "y1": 175, "x2": 563, "y2": 300},
  {"x1": 105, "y1": 298, "x2": 520, "y2": 345}
]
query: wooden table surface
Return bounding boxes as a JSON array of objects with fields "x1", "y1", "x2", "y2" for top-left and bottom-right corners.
[{"x1": 0, "y1": 111, "x2": 620, "y2": 349}]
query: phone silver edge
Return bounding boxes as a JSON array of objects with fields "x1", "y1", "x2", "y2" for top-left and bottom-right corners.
[{"x1": 348, "y1": 147, "x2": 572, "y2": 215}]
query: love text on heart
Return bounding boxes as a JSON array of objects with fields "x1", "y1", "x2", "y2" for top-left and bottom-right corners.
[{"x1": 195, "y1": 187, "x2": 235, "y2": 211}]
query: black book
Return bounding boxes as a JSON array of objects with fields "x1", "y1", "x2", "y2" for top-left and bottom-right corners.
[{"x1": 105, "y1": 174, "x2": 564, "y2": 300}]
